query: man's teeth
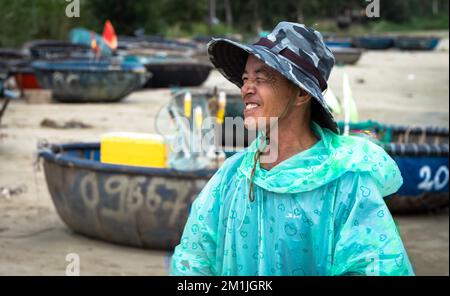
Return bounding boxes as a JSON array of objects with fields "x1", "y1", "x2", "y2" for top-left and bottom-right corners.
[{"x1": 245, "y1": 103, "x2": 259, "y2": 110}]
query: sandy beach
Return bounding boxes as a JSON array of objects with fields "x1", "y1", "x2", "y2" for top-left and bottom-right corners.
[{"x1": 0, "y1": 39, "x2": 449, "y2": 275}]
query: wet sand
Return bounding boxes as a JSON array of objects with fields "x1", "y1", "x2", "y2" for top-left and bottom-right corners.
[{"x1": 0, "y1": 40, "x2": 448, "y2": 275}]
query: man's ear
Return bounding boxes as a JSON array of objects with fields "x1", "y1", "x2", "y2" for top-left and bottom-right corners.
[{"x1": 294, "y1": 89, "x2": 312, "y2": 106}]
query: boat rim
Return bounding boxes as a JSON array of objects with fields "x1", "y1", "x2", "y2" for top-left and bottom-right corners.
[{"x1": 38, "y1": 142, "x2": 217, "y2": 179}]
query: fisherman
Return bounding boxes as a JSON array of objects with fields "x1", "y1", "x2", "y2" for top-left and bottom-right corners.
[{"x1": 170, "y1": 22, "x2": 414, "y2": 276}]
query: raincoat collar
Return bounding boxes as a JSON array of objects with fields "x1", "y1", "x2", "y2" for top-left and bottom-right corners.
[{"x1": 237, "y1": 121, "x2": 402, "y2": 196}]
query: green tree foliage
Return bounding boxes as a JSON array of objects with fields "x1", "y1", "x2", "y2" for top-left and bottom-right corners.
[
  {"x1": 86, "y1": 0, "x2": 165, "y2": 36},
  {"x1": 0, "y1": 0, "x2": 93, "y2": 47},
  {"x1": 0, "y1": 0, "x2": 448, "y2": 47}
]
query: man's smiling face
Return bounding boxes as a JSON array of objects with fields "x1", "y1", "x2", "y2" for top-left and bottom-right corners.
[{"x1": 240, "y1": 54, "x2": 298, "y2": 130}]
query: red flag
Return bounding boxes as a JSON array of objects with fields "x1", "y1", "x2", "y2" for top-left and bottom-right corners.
[{"x1": 102, "y1": 20, "x2": 117, "y2": 50}]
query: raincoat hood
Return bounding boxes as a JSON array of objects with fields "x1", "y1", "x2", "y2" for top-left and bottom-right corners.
[{"x1": 238, "y1": 121, "x2": 402, "y2": 196}]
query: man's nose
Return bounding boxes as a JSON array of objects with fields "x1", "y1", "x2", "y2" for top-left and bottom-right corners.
[{"x1": 241, "y1": 80, "x2": 256, "y2": 96}]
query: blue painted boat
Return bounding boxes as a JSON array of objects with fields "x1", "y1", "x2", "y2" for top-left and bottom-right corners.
[
  {"x1": 352, "y1": 36, "x2": 395, "y2": 50},
  {"x1": 394, "y1": 37, "x2": 440, "y2": 51},
  {"x1": 17, "y1": 40, "x2": 93, "y2": 91},
  {"x1": 326, "y1": 41, "x2": 352, "y2": 48},
  {"x1": 337, "y1": 121, "x2": 449, "y2": 213},
  {"x1": 324, "y1": 36, "x2": 353, "y2": 48},
  {"x1": 32, "y1": 59, "x2": 150, "y2": 102},
  {"x1": 38, "y1": 121, "x2": 448, "y2": 248}
]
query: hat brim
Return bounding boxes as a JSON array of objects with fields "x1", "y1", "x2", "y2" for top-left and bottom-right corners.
[{"x1": 207, "y1": 38, "x2": 339, "y2": 134}]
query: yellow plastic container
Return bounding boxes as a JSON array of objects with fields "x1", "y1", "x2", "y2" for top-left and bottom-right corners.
[{"x1": 100, "y1": 132, "x2": 167, "y2": 168}]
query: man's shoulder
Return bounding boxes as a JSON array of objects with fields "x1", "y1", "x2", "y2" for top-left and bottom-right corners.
[{"x1": 334, "y1": 171, "x2": 372, "y2": 190}]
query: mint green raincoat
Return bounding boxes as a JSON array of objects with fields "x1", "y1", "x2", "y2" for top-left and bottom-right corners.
[{"x1": 170, "y1": 122, "x2": 415, "y2": 276}]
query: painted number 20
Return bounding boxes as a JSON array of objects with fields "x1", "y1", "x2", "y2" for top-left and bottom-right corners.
[{"x1": 418, "y1": 165, "x2": 449, "y2": 191}]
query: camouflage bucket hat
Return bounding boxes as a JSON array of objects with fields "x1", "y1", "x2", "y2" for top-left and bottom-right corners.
[{"x1": 207, "y1": 21, "x2": 338, "y2": 133}]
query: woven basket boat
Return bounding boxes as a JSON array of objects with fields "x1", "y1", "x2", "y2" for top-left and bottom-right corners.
[{"x1": 32, "y1": 59, "x2": 150, "y2": 102}]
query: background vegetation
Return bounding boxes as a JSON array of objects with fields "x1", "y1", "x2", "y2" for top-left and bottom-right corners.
[{"x1": 0, "y1": 0, "x2": 448, "y2": 47}]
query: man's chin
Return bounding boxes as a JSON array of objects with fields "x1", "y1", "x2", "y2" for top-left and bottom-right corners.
[{"x1": 244, "y1": 116, "x2": 257, "y2": 130}]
